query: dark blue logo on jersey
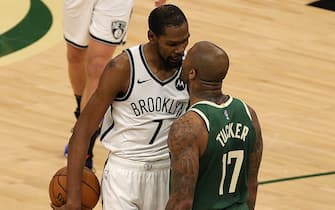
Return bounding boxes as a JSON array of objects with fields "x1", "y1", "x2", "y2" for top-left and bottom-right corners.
[{"x1": 175, "y1": 78, "x2": 186, "y2": 91}]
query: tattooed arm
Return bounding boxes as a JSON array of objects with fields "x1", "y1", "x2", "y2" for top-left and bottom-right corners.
[{"x1": 165, "y1": 111, "x2": 208, "y2": 210}]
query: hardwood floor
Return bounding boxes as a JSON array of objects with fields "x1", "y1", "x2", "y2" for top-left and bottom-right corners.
[{"x1": 0, "y1": 0, "x2": 334, "y2": 209}]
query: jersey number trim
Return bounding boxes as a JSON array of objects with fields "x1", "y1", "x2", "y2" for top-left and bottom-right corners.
[{"x1": 219, "y1": 150, "x2": 244, "y2": 195}]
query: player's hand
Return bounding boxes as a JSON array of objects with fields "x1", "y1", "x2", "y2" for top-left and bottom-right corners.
[
  {"x1": 51, "y1": 203, "x2": 81, "y2": 210},
  {"x1": 155, "y1": 0, "x2": 167, "y2": 7}
]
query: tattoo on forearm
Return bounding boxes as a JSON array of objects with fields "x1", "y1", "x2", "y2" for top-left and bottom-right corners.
[{"x1": 168, "y1": 116, "x2": 201, "y2": 209}]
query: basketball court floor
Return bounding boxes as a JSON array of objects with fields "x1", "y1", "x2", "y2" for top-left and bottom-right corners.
[{"x1": 0, "y1": 0, "x2": 334, "y2": 209}]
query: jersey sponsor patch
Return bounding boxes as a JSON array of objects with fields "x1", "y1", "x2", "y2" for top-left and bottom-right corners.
[{"x1": 175, "y1": 78, "x2": 186, "y2": 91}]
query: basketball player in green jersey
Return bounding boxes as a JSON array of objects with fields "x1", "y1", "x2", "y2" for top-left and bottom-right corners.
[{"x1": 166, "y1": 41, "x2": 263, "y2": 210}]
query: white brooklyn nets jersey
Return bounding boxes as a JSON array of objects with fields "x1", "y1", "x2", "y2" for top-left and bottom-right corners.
[{"x1": 100, "y1": 45, "x2": 189, "y2": 161}]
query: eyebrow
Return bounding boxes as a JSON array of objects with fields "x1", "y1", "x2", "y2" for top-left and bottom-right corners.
[{"x1": 167, "y1": 34, "x2": 190, "y2": 44}]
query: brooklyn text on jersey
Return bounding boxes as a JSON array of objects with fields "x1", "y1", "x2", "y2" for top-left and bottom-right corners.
[{"x1": 131, "y1": 97, "x2": 187, "y2": 117}]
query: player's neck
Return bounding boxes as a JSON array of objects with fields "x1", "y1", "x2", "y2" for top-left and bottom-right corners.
[
  {"x1": 190, "y1": 88, "x2": 228, "y2": 105},
  {"x1": 142, "y1": 43, "x2": 178, "y2": 80}
]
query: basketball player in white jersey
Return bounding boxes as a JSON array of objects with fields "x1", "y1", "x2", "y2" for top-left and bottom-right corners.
[
  {"x1": 63, "y1": 0, "x2": 167, "y2": 169},
  {"x1": 52, "y1": 4, "x2": 190, "y2": 210}
]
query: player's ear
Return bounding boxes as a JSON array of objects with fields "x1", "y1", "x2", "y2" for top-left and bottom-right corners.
[
  {"x1": 148, "y1": 30, "x2": 156, "y2": 42},
  {"x1": 189, "y1": 68, "x2": 197, "y2": 80}
]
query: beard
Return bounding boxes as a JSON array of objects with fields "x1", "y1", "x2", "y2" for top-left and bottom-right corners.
[
  {"x1": 158, "y1": 52, "x2": 183, "y2": 71},
  {"x1": 165, "y1": 56, "x2": 183, "y2": 69}
]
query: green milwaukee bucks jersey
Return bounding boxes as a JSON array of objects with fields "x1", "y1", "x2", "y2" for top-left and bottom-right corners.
[{"x1": 189, "y1": 96, "x2": 256, "y2": 210}]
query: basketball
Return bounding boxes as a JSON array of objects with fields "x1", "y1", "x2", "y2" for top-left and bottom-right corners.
[{"x1": 49, "y1": 166, "x2": 100, "y2": 209}]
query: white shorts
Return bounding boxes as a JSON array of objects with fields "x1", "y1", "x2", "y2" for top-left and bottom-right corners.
[
  {"x1": 101, "y1": 154, "x2": 170, "y2": 210},
  {"x1": 63, "y1": 0, "x2": 134, "y2": 48}
]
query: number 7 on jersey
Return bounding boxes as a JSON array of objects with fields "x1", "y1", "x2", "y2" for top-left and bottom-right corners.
[{"x1": 149, "y1": 119, "x2": 163, "y2": 144}]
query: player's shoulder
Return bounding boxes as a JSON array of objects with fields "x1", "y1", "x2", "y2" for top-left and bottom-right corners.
[
  {"x1": 236, "y1": 99, "x2": 260, "y2": 131},
  {"x1": 229, "y1": 96, "x2": 257, "y2": 117},
  {"x1": 105, "y1": 51, "x2": 130, "y2": 72},
  {"x1": 168, "y1": 109, "x2": 208, "y2": 155},
  {"x1": 170, "y1": 111, "x2": 205, "y2": 138}
]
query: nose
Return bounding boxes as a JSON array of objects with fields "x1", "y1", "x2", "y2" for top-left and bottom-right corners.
[
  {"x1": 174, "y1": 44, "x2": 185, "y2": 55},
  {"x1": 174, "y1": 47, "x2": 184, "y2": 56}
]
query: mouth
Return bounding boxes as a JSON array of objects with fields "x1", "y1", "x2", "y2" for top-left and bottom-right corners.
[
  {"x1": 165, "y1": 56, "x2": 183, "y2": 69},
  {"x1": 170, "y1": 55, "x2": 183, "y2": 63}
]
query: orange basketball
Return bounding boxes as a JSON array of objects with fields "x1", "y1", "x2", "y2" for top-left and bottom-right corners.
[{"x1": 49, "y1": 166, "x2": 100, "y2": 209}]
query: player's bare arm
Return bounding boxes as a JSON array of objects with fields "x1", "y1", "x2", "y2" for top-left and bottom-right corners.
[
  {"x1": 247, "y1": 105, "x2": 263, "y2": 210},
  {"x1": 52, "y1": 53, "x2": 131, "y2": 210},
  {"x1": 166, "y1": 112, "x2": 208, "y2": 210},
  {"x1": 73, "y1": 52, "x2": 130, "y2": 142}
]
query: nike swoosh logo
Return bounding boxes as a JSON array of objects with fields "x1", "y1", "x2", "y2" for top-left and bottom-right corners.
[{"x1": 137, "y1": 79, "x2": 151, "y2": 84}]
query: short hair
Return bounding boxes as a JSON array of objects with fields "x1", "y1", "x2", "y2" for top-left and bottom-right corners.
[{"x1": 148, "y1": 4, "x2": 188, "y2": 36}]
